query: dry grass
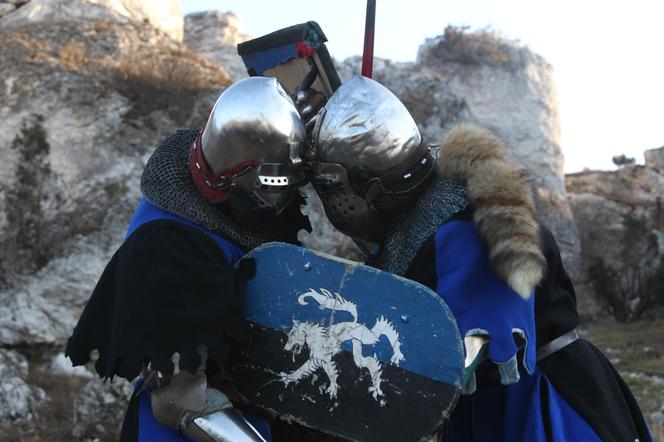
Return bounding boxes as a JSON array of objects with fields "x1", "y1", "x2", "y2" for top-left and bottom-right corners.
[
  {"x1": 651, "y1": 420, "x2": 664, "y2": 441},
  {"x1": 584, "y1": 317, "x2": 664, "y2": 438},
  {"x1": 0, "y1": 20, "x2": 231, "y2": 127},
  {"x1": 426, "y1": 25, "x2": 512, "y2": 67},
  {"x1": 3, "y1": 372, "x2": 88, "y2": 442}
]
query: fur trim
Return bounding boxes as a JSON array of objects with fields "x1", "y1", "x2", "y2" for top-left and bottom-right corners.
[{"x1": 438, "y1": 123, "x2": 545, "y2": 298}]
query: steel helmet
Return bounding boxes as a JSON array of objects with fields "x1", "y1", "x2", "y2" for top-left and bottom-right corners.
[
  {"x1": 312, "y1": 76, "x2": 434, "y2": 242},
  {"x1": 191, "y1": 76, "x2": 306, "y2": 218}
]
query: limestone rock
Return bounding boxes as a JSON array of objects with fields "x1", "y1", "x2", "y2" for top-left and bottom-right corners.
[
  {"x1": 0, "y1": 0, "x2": 184, "y2": 41},
  {"x1": 184, "y1": 11, "x2": 250, "y2": 81},
  {"x1": 0, "y1": 3, "x2": 16, "y2": 17},
  {"x1": 71, "y1": 378, "x2": 133, "y2": 439},
  {"x1": 0, "y1": 18, "x2": 230, "y2": 287},
  {"x1": 49, "y1": 353, "x2": 95, "y2": 379},
  {"x1": 0, "y1": 16, "x2": 230, "y2": 435},
  {"x1": 566, "y1": 160, "x2": 664, "y2": 320},
  {"x1": 0, "y1": 349, "x2": 45, "y2": 426},
  {"x1": 645, "y1": 146, "x2": 664, "y2": 172}
]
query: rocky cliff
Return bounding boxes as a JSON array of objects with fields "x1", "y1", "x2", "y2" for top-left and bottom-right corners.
[
  {"x1": 0, "y1": 1, "x2": 230, "y2": 438},
  {"x1": 0, "y1": 0, "x2": 183, "y2": 40},
  {"x1": 184, "y1": 10, "x2": 250, "y2": 81},
  {"x1": 566, "y1": 147, "x2": 664, "y2": 319}
]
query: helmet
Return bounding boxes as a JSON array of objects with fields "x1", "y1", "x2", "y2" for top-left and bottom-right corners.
[
  {"x1": 311, "y1": 76, "x2": 434, "y2": 243},
  {"x1": 190, "y1": 77, "x2": 305, "y2": 219}
]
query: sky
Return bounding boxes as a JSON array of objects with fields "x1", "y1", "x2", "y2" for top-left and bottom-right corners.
[{"x1": 181, "y1": 0, "x2": 663, "y2": 173}]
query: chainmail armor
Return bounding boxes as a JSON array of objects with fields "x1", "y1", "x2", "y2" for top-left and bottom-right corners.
[
  {"x1": 141, "y1": 129, "x2": 309, "y2": 251},
  {"x1": 372, "y1": 177, "x2": 469, "y2": 276}
]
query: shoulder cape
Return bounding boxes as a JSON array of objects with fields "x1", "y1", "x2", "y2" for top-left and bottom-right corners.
[{"x1": 65, "y1": 218, "x2": 250, "y2": 380}]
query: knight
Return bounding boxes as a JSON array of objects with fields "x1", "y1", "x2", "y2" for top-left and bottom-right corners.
[
  {"x1": 309, "y1": 75, "x2": 653, "y2": 441},
  {"x1": 65, "y1": 76, "x2": 323, "y2": 441}
]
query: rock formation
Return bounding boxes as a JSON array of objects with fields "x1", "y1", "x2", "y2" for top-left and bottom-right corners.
[
  {"x1": 0, "y1": 0, "x2": 184, "y2": 40},
  {"x1": 0, "y1": 2, "x2": 230, "y2": 437},
  {"x1": 184, "y1": 11, "x2": 250, "y2": 81},
  {"x1": 566, "y1": 147, "x2": 664, "y2": 319}
]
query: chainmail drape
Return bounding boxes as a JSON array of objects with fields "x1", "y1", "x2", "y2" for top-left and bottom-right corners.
[{"x1": 371, "y1": 177, "x2": 469, "y2": 276}]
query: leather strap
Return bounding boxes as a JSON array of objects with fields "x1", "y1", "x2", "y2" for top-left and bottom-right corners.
[{"x1": 536, "y1": 329, "x2": 579, "y2": 361}]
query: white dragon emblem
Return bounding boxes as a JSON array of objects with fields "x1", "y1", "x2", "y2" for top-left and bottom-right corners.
[{"x1": 279, "y1": 288, "x2": 405, "y2": 400}]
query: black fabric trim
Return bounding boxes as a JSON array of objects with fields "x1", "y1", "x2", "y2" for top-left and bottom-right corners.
[
  {"x1": 534, "y1": 225, "x2": 579, "y2": 347},
  {"x1": 404, "y1": 234, "x2": 437, "y2": 291},
  {"x1": 65, "y1": 219, "x2": 250, "y2": 381},
  {"x1": 119, "y1": 390, "x2": 141, "y2": 442},
  {"x1": 449, "y1": 207, "x2": 473, "y2": 222},
  {"x1": 539, "y1": 339, "x2": 650, "y2": 442},
  {"x1": 539, "y1": 376, "x2": 553, "y2": 442}
]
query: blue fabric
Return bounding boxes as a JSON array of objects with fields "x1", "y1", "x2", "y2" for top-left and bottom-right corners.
[
  {"x1": 434, "y1": 220, "x2": 601, "y2": 441},
  {"x1": 443, "y1": 368, "x2": 602, "y2": 442},
  {"x1": 433, "y1": 220, "x2": 536, "y2": 381},
  {"x1": 126, "y1": 197, "x2": 245, "y2": 265},
  {"x1": 138, "y1": 389, "x2": 186, "y2": 441},
  {"x1": 126, "y1": 198, "x2": 270, "y2": 441},
  {"x1": 240, "y1": 42, "x2": 299, "y2": 76}
]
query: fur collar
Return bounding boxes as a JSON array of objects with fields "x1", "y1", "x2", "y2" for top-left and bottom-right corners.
[{"x1": 437, "y1": 123, "x2": 545, "y2": 298}]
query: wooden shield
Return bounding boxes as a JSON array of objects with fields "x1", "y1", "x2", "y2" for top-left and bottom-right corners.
[{"x1": 230, "y1": 243, "x2": 463, "y2": 442}]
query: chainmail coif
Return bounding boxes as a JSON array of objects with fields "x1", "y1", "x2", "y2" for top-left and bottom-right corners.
[
  {"x1": 371, "y1": 176, "x2": 469, "y2": 276},
  {"x1": 140, "y1": 129, "x2": 310, "y2": 251}
]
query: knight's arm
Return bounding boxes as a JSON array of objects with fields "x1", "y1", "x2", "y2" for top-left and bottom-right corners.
[
  {"x1": 65, "y1": 218, "x2": 250, "y2": 380},
  {"x1": 65, "y1": 219, "x2": 263, "y2": 441}
]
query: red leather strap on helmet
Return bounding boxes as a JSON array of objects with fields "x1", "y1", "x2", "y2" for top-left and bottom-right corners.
[{"x1": 189, "y1": 133, "x2": 260, "y2": 204}]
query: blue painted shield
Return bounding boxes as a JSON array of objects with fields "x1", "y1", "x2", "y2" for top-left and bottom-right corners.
[{"x1": 229, "y1": 243, "x2": 463, "y2": 442}]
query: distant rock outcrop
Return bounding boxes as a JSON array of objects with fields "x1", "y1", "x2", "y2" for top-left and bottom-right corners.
[
  {"x1": 566, "y1": 147, "x2": 664, "y2": 320},
  {"x1": 645, "y1": 146, "x2": 664, "y2": 172}
]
